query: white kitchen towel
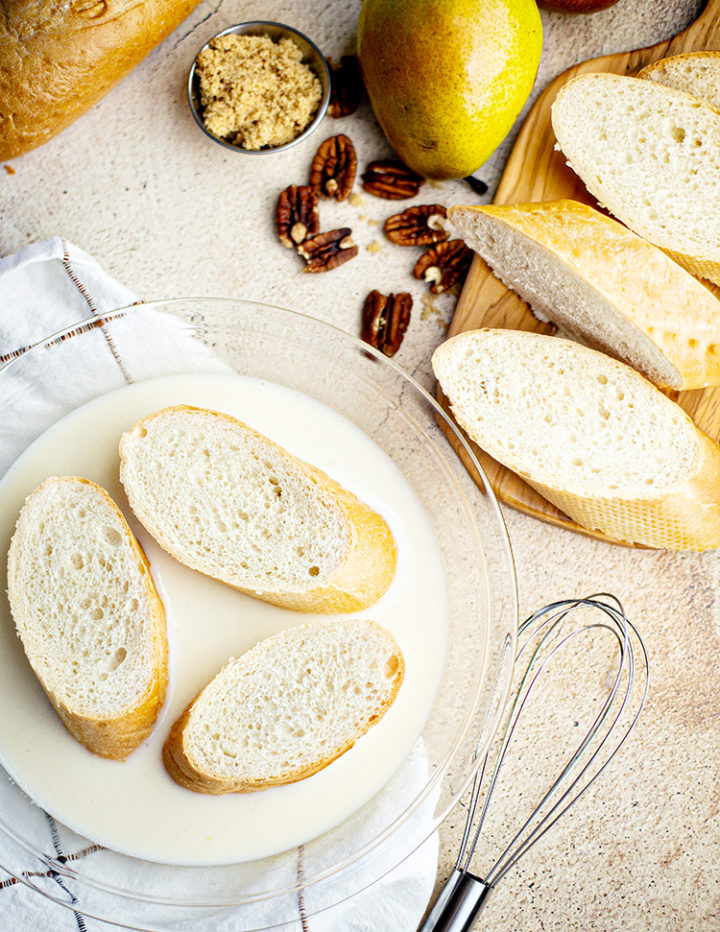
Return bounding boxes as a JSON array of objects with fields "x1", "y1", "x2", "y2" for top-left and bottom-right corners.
[{"x1": 0, "y1": 238, "x2": 440, "y2": 932}]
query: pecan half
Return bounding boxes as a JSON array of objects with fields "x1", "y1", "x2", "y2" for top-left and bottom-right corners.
[
  {"x1": 413, "y1": 240, "x2": 473, "y2": 294},
  {"x1": 328, "y1": 55, "x2": 364, "y2": 119},
  {"x1": 310, "y1": 134, "x2": 357, "y2": 201},
  {"x1": 276, "y1": 185, "x2": 319, "y2": 249},
  {"x1": 361, "y1": 159, "x2": 424, "y2": 199},
  {"x1": 361, "y1": 290, "x2": 412, "y2": 357},
  {"x1": 384, "y1": 204, "x2": 448, "y2": 247},
  {"x1": 298, "y1": 228, "x2": 359, "y2": 273}
]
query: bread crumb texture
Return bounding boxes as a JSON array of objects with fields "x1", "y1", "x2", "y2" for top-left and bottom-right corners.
[
  {"x1": 196, "y1": 34, "x2": 322, "y2": 149},
  {"x1": 165, "y1": 619, "x2": 404, "y2": 792},
  {"x1": 433, "y1": 330, "x2": 698, "y2": 497},
  {"x1": 7, "y1": 478, "x2": 163, "y2": 719}
]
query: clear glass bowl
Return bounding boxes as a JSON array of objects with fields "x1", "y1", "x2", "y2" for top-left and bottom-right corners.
[{"x1": 0, "y1": 299, "x2": 517, "y2": 929}]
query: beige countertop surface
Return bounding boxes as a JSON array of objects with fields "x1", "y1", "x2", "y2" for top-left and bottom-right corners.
[{"x1": 1, "y1": 0, "x2": 719, "y2": 929}]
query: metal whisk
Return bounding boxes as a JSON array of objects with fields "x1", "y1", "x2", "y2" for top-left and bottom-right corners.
[{"x1": 421, "y1": 594, "x2": 649, "y2": 932}]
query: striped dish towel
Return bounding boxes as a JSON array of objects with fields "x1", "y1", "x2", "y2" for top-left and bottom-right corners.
[{"x1": 0, "y1": 239, "x2": 439, "y2": 932}]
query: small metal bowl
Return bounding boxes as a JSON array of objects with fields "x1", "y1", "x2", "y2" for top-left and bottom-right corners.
[{"x1": 188, "y1": 21, "x2": 331, "y2": 154}]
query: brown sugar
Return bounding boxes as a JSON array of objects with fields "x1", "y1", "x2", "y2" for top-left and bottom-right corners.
[{"x1": 195, "y1": 34, "x2": 323, "y2": 150}]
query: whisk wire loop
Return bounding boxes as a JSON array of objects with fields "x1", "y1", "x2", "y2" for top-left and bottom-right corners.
[{"x1": 421, "y1": 594, "x2": 649, "y2": 932}]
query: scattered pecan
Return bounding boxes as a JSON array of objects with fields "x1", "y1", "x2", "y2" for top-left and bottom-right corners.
[
  {"x1": 413, "y1": 239, "x2": 474, "y2": 294},
  {"x1": 276, "y1": 185, "x2": 319, "y2": 249},
  {"x1": 384, "y1": 204, "x2": 448, "y2": 247},
  {"x1": 309, "y1": 134, "x2": 357, "y2": 201},
  {"x1": 298, "y1": 228, "x2": 359, "y2": 273},
  {"x1": 464, "y1": 176, "x2": 489, "y2": 196},
  {"x1": 361, "y1": 290, "x2": 412, "y2": 357},
  {"x1": 328, "y1": 55, "x2": 364, "y2": 119},
  {"x1": 361, "y1": 159, "x2": 424, "y2": 199}
]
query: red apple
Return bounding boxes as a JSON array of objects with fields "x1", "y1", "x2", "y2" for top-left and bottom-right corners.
[{"x1": 538, "y1": 0, "x2": 620, "y2": 11}]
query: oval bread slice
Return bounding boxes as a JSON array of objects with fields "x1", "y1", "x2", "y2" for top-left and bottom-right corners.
[
  {"x1": 551, "y1": 72, "x2": 720, "y2": 285},
  {"x1": 447, "y1": 200, "x2": 720, "y2": 390},
  {"x1": 6, "y1": 477, "x2": 168, "y2": 759},
  {"x1": 163, "y1": 619, "x2": 405, "y2": 794},
  {"x1": 639, "y1": 51, "x2": 720, "y2": 111},
  {"x1": 119, "y1": 405, "x2": 397, "y2": 613},
  {"x1": 432, "y1": 329, "x2": 720, "y2": 550}
]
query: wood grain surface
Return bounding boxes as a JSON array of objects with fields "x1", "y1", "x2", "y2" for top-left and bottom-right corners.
[{"x1": 444, "y1": 0, "x2": 720, "y2": 546}]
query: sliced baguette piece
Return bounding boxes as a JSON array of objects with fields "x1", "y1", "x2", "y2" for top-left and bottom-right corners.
[
  {"x1": 6, "y1": 477, "x2": 168, "y2": 759},
  {"x1": 639, "y1": 51, "x2": 720, "y2": 111},
  {"x1": 163, "y1": 619, "x2": 405, "y2": 794},
  {"x1": 447, "y1": 200, "x2": 720, "y2": 390},
  {"x1": 551, "y1": 72, "x2": 720, "y2": 285},
  {"x1": 119, "y1": 405, "x2": 396, "y2": 613},
  {"x1": 432, "y1": 329, "x2": 720, "y2": 550}
]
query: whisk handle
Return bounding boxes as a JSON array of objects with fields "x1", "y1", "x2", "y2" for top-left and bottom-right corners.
[{"x1": 419, "y1": 868, "x2": 493, "y2": 932}]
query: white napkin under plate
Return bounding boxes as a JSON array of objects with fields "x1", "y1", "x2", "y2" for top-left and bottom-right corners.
[{"x1": 0, "y1": 238, "x2": 439, "y2": 932}]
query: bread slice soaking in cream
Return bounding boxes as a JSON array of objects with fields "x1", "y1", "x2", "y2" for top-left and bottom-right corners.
[
  {"x1": 119, "y1": 405, "x2": 397, "y2": 612},
  {"x1": 163, "y1": 619, "x2": 405, "y2": 794},
  {"x1": 6, "y1": 476, "x2": 168, "y2": 760}
]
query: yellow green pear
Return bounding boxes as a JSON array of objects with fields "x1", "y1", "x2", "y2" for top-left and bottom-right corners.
[{"x1": 357, "y1": 0, "x2": 543, "y2": 179}]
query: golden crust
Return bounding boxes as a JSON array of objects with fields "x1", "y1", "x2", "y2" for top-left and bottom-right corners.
[
  {"x1": 528, "y1": 427, "x2": 720, "y2": 550},
  {"x1": 11, "y1": 477, "x2": 168, "y2": 760},
  {"x1": 0, "y1": 0, "x2": 202, "y2": 160},
  {"x1": 119, "y1": 405, "x2": 397, "y2": 614},
  {"x1": 451, "y1": 200, "x2": 720, "y2": 390},
  {"x1": 162, "y1": 621, "x2": 405, "y2": 794}
]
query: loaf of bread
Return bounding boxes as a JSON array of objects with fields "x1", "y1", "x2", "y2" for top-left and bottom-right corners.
[
  {"x1": 6, "y1": 476, "x2": 168, "y2": 759},
  {"x1": 639, "y1": 51, "x2": 720, "y2": 111},
  {"x1": 447, "y1": 200, "x2": 720, "y2": 390},
  {"x1": 119, "y1": 405, "x2": 397, "y2": 612},
  {"x1": 432, "y1": 329, "x2": 720, "y2": 550},
  {"x1": 0, "y1": 0, "x2": 202, "y2": 160},
  {"x1": 163, "y1": 619, "x2": 405, "y2": 794},
  {"x1": 551, "y1": 72, "x2": 720, "y2": 285}
]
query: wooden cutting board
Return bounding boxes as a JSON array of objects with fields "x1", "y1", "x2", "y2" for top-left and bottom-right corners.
[{"x1": 444, "y1": 0, "x2": 720, "y2": 546}]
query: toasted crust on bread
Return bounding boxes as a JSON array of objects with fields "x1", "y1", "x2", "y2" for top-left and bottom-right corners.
[
  {"x1": 119, "y1": 405, "x2": 397, "y2": 613},
  {"x1": 163, "y1": 619, "x2": 405, "y2": 794},
  {"x1": 433, "y1": 329, "x2": 720, "y2": 550},
  {"x1": 7, "y1": 477, "x2": 168, "y2": 759},
  {"x1": 447, "y1": 200, "x2": 720, "y2": 390}
]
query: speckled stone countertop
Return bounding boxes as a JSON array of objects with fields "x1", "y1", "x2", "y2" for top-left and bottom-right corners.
[{"x1": 1, "y1": 1, "x2": 718, "y2": 929}]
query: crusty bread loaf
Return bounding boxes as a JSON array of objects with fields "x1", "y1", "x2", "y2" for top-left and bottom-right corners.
[
  {"x1": 447, "y1": 200, "x2": 720, "y2": 390},
  {"x1": 432, "y1": 329, "x2": 720, "y2": 550},
  {"x1": 639, "y1": 51, "x2": 720, "y2": 111},
  {"x1": 0, "y1": 0, "x2": 202, "y2": 160},
  {"x1": 119, "y1": 405, "x2": 397, "y2": 613},
  {"x1": 551, "y1": 72, "x2": 720, "y2": 285},
  {"x1": 6, "y1": 476, "x2": 168, "y2": 759},
  {"x1": 163, "y1": 619, "x2": 405, "y2": 794}
]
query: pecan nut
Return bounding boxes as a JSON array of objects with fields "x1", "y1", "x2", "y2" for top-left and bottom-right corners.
[
  {"x1": 328, "y1": 55, "x2": 364, "y2": 119},
  {"x1": 361, "y1": 290, "x2": 412, "y2": 357},
  {"x1": 276, "y1": 185, "x2": 319, "y2": 248},
  {"x1": 413, "y1": 239, "x2": 473, "y2": 294},
  {"x1": 298, "y1": 228, "x2": 359, "y2": 273},
  {"x1": 361, "y1": 159, "x2": 424, "y2": 199},
  {"x1": 309, "y1": 134, "x2": 357, "y2": 201},
  {"x1": 384, "y1": 204, "x2": 448, "y2": 247}
]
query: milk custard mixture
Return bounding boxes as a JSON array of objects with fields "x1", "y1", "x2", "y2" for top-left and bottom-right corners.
[{"x1": 0, "y1": 373, "x2": 448, "y2": 865}]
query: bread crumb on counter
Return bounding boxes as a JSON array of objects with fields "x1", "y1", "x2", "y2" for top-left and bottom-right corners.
[{"x1": 196, "y1": 34, "x2": 322, "y2": 150}]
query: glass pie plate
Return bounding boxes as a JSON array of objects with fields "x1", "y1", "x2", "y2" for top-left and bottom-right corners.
[{"x1": 0, "y1": 298, "x2": 517, "y2": 930}]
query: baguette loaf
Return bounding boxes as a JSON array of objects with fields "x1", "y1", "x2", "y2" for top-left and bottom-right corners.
[
  {"x1": 0, "y1": 0, "x2": 202, "y2": 160},
  {"x1": 447, "y1": 200, "x2": 720, "y2": 390},
  {"x1": 163, "y1": 619, "x2": 405, "y2": 794},
  {"x1": 432, "y1": 329, "x2": 720, "y2": 550},
  {"x1": 639, "y1": 51, "x2": 720, "y2": 111},
  {"x1": 6, "y1": 476, "x2": 168, "y2": 759},
  {"x1": 551, "y1": 72, "x2": 720, "y2": 285},
  {"x1": 119, "y1": 405, "x2": 397, "y2": 613}
]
